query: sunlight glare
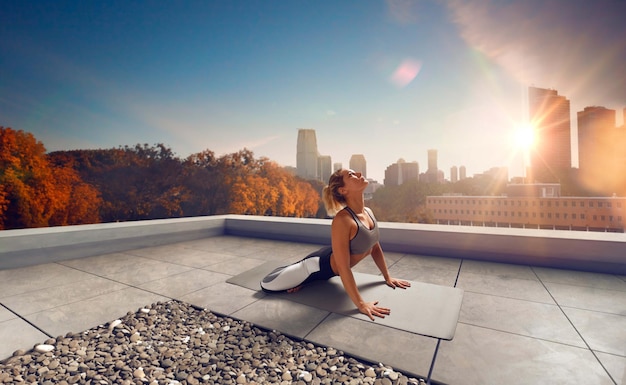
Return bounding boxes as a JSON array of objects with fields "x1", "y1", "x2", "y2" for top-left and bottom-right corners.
[{"x1": 513, "y1": 122, "x2": 535, "y2": 150}]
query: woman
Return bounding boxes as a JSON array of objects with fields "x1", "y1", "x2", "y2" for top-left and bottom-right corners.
[{"x1": 261, "y1": 169, "x2": 410, "y2": 321}]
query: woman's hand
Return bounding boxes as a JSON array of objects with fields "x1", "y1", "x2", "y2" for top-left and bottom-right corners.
[
  {"x1": 386, "y1": 277, "x2": 411, "y2": 289},
  {"x1": 359, "y1": 301, "x2": 390, "y2": 321}
]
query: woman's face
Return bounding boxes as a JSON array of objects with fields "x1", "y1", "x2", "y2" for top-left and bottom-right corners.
[{"x1": 341, "y1": 169, "x2": 368, "y2": 192}]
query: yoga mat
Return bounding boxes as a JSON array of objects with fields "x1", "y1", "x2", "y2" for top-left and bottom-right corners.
[{"x1": 227, "y1": 261, "x2": 464, "y2": 340}]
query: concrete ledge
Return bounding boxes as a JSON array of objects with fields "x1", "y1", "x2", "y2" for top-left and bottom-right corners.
[
  {"x1": 0, "y1": 216, "x2": 227, "y2": 269},
  {"x1": 1, "y1": 215, "x2": 625, "y2": 274},
  {"x1": 224, "y1": 215, "x2": 332, "y2": 245}
]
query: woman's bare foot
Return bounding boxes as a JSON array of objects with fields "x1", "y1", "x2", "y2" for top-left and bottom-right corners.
[{"x1": 287, "y1": 285, "x2": 302, "y2": 293}]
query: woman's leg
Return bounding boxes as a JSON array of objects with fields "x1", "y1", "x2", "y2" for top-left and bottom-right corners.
[
  {"x1": 260, "y1": 246, "x2": 333, "y2": 293},
  {"x1": 260, "y1": 256, "x2": 321, "y2": 292}
]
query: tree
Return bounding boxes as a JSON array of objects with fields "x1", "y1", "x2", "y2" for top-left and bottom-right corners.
[{"x1": 0, "y1": 127, "x2": 100, "y2": 229}]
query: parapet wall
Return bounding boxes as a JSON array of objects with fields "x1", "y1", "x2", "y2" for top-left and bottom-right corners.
[{"x1": 1, "y1": 215, "x2": 625, "y2": 274}]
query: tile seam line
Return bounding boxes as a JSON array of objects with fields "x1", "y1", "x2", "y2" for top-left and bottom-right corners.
[
  {"x1": 427, "y1": 259, "x2": 464, "y2": 384},
  {"x1": 0, "y1": 302, "x2": 53, "y2": 341},
  {"x1": 531, "y1": 266, "x2": 617, "y2": 385},
  {"x1": 456, "y1": 321, "x2": 592, "y2": 350}
]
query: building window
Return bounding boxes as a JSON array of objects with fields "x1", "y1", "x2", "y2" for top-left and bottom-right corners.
[
  {"x1": 564, "y1": 201, "x2": 568, "y2": 207},
  {"x1": 581, "y1": 214, "x2": 586, "y2": 219},
  {"x1": 555, "y1": 213, "x2": 559, "y2": 219},
  {"x1": 593, "y1": 215, "x2": 597, "y2": 221},
  {"x1": 555, "y1": 201, "x2": 559, "y2": 207},
  {"x1": 607, "y1": 202, "x2": 612, "y2": 208},
  {"x1": 598, "y1": 202, "x2": 603, "y2": 208},
  {"x1": 547, "y1": 201, "x2": 551, "y2": 207},
  {"x1": 573, "y1": 214, "x2": 577, "y2": 219},
  {"x1": 601, "y1": 215, "x2": 605, "y2": 221},
  {"x1": 564, "y1": 213, "x2": 568, "y2": 219},
  {"x1": 589, "y1": 202, "x2": 594, "y2": 207},
  {"x1": 609, "y1": 216, "x2": 613, "y2": 222},
  {"x1": 547, "y1": 213, "x2": 552, "y2": 218}
]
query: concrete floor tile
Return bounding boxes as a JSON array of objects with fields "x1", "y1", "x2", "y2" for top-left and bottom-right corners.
[
  {"x1": 305, "y1": 313, "x2": 438, "y2": 379},
  {"x1": 61, "y1": 253, "x2": 193, "y2": 285},
  {"x1": 128, "y1": 245, "x2": 236, "y2": 268},
  {"x1": 0, "y1": 263, "x2": 96, "y2": 298},
  {"x1": 396, "y1": 254, "x2": 462, "y2": 271},
  {"x1": 545, "y1": 281, "x2": 626, "y2": 315},
  {"x1": 351, "y1": 251, "x2": 405, "y2": 275},
  {"x1": 387, "y1": 258, "x2": 460, "y2": 287},
  {"x1": 456, "y1": 272, "x2": 555, "y2": 304},
  {"x1": 1, "y1": 276, "x2": 128, "y2": 315},
  {"x1": 534, "y1": 267, "x2": 626, "y2": 291},
  {"x1": 138, "y1": 269, "x2": 230, "y2": 299},
  {"x1": 461, "y1": 259, "x2": 537, "y2": 280},
  {"x1": 459, "y1": 292, "x2": 585, "y2": 347},
  {"x1": 231, "y1": 297, "x2": 330, "y2": 339},
  {"x1": 595, "y1": 351, "x2": 626, "y2": 385},
  {"x1": 564, "y1": 307, "x2": 626, "y2": 356},
  {"x1": 0, "y1": 318, "x2": 49, "y2": 361},
  {"x1": 0, "y1": 305, "x2": 15, "y2": 322},
  {"x1": 435, "y1": 323, "x2": 614, "y2": 385},
  {"x1": 23, "y1": 287, "x2": 168, "y2": 338},
  {"x1": 203, "y1": 256, "x2": 267, "y2": 276},
  {"x1": 179, "y1": 281, "x2": 262, "y2": 315}
]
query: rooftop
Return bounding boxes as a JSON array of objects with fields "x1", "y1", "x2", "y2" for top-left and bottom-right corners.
[{"x1": 0, "y1": 216, "x2": 625, "y2": 384}]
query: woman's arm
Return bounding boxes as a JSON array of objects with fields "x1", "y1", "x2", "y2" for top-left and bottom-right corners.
[
  {"x1": 371, "y1": 242, "x2": 411, "y2": 289},
  {"x1": 332, "y1": 213, "x2": 390, "y2": 320}
]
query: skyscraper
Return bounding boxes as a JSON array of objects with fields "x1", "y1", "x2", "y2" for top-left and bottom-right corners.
[
  {"x1": 349, "y1": 154, "x2": 367, "y2": 178},
  {"x1": 450, "y1": 166, "x2": 458, "y2": 183},
  {"x1": 318, "y1": 155, "x2": 332, "y2": 183},
  {"x1": 578, "y1": 106, "x2": 617, "y2": 194},
  {"x1": 422, "y1": 149, "x2": 439, "y2": 183},
  {"x1": 384, "y1": 159, "x2": 418, "y2": 186},
  {"x1": 578, "y1": 106, "x2": 616, "y2": 173},
  {"x1": 528, "y1": 87, "x2": 572, "y2": 182},
  {"x1": 296, "y1": 129, "x2": 318, "y2": 180},
  {"x1": 459, "y1": 166, "x2": 467, "y2": 180}
]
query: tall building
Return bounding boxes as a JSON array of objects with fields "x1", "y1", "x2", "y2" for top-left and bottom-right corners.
[
  {"x1": 459, "y1": 166, "x2": 467, "y2": 180},
  {"x1": 384, "y1": 159, "x2": 418, "y2": 186},
  {"x1": 296, "y1": 129, "x2": 318, "y2": 180},
  {"x1": 349, "y1": 154, "x2": 367, "y2": 178},
  {"x1": 578, "y1": 106, "x2": 616, "y2": 174},
  {"x1": 422, "y1": 149, "x2": 439, "y2": 183},
  {"x1": 450, "y1": 166, "x2": 458, "y2": 183},
  {"x1": 318, "y1": 155, "x2": 332, "y2": 183},
  {"x1": 528, "y1": 87, "x2": 572, "y2": 182}
]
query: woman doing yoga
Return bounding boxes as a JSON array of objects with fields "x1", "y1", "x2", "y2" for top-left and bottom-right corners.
[{"x1": 260, "y1": 169, "x2": 410, "y2": 320}]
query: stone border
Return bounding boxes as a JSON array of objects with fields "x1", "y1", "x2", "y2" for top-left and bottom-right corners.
[{"x1": 1, "y1": 215, "x2": 625, "y2": 274}]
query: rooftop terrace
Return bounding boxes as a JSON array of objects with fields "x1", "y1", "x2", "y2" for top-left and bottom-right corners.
[{"x1": 1, "y1": 216, "x2": 625, "y2": 384}]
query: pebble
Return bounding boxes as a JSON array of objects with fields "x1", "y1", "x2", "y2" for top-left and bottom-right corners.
[
  {"x1": 0, "y1": 301, "x2": 427, "y2": 384},
  {"x1": 34, "y1": 345, "x2": 55, "y2": 353}
]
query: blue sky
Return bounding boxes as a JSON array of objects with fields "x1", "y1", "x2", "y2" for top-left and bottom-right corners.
[{"x1": 2, "y1": 0, "x2": 625, "y2": 183}]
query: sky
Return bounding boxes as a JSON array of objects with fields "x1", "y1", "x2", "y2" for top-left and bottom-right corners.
[{"x1": 2, "y1": 0, "x2": 625, "y2": 183}]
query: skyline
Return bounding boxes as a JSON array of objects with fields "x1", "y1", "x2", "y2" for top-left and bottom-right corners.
[{"x1": 2, "y1": 1, "x2": 625, "y2": 183}]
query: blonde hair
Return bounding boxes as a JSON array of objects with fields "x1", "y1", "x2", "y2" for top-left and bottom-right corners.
[{"x1": 322, "y1": 169, "x2": 346, "y2": 216}]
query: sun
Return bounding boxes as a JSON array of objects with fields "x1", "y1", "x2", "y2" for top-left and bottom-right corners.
[{"x1": 513, "y1": 122, "x2": 535, "y2": 150}]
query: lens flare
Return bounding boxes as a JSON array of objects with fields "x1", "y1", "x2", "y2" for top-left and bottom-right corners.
[{"x1": 390, "y1": 59, "x2": 422, "y2": 88}]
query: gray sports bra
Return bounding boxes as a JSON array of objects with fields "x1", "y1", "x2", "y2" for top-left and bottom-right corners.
[{"x1": 344, "y1": 206, "x2": 380, "y2": 254}]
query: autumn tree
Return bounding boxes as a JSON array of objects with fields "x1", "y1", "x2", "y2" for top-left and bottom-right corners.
[
  {"x1": 0, "y1": 127, "x2": 101, "y2": 229},
  {"x1": 49, "y1": 144, "x2": 186, "y2": 222}
]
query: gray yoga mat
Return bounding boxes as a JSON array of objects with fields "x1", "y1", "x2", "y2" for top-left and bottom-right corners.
[{"x1": 227, "y1": 261, "x2": 464, "y2": 340}]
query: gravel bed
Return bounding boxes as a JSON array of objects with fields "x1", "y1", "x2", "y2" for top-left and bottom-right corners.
[{"x1": 0, "y1": 300, "x2": 427, "y2": 385}]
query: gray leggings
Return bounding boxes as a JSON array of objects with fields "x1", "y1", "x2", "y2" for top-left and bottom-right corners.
[{"x1": 260, "y1": 246, "x2": 336, "y2": 292}]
